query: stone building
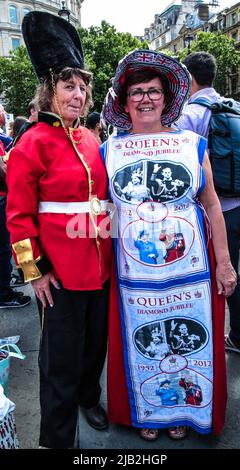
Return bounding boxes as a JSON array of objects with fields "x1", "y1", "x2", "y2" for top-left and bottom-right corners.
[
  {"x1": 0, "y1": 0, "x2": 84, "y2": 57},
  {"x1": 144, "y1": 0, "x2": 206, "y2": 53},
  {"x1": 144, "y1": 0, "x2": 240, "y2": 98}
]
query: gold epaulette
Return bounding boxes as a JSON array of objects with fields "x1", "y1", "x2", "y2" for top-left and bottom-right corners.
[{"x1": 12, "y1": 238, "x2": 42, "y2": 282}]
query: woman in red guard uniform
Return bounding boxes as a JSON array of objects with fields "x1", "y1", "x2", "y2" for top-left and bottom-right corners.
[{"x1": 6, "y1": 12, "x2": 112, "y2": 449}]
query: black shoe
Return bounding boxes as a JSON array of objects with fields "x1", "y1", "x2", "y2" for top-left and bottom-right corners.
[
  {"x1": 0, "y1": 290, "x2": 31, "y2": 309},
  {"x1": 10, "y1": 273, "x2": 26, "y2": 288},
  {"x1": 82, "y1": 404, "x2": 108, "y2": 430}
]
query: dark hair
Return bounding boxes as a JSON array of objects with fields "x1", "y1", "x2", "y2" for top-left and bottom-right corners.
[
  {"x1": 27, "y1": 99, "x2": 38, "y2": 115},
  {"x1": 182, "y1": 52, "x2": 216, "y2": 87},
  {"x1": 119, "y1": 69, "x2": 171, "y2": 107},
  {"x1": 34, "y1": 67, "x2": 93, "y2": 116},
  {"x1": 12, "y1": 116, "x2": 28, "y2": 139},
  {"x1": 86, "y1": 111, "x2": 100, "y2": 129}
]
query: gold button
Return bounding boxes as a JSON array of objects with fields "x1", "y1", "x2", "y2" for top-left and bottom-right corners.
[{"x1": 90, "y1": 197, "x2": 102, "y2": 215}]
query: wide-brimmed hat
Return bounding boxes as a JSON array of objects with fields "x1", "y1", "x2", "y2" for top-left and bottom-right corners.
[
  {"x1": 102, "y1": 49, "x2": 190, "y2": 129},
  {"x1": 22, "y1": 11, "x2": 91, "y2": 82}
]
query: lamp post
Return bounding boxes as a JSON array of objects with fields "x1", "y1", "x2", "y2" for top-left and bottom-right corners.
[
  {"x1": 184, "y1": 33, "x2": 193, "y2": 55},
  {"x1": 58, "y1": 1, "x2": 70, "y2": 22}
]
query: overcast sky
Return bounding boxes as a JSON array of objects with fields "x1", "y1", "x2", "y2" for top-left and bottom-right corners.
[{"x1": 81, "y1": 0, "x2": 237, "y2": 36}]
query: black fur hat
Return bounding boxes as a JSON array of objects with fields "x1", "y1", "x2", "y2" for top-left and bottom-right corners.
[{"x1": 22, "y1": 11, "x2": 86, "y2": 81}]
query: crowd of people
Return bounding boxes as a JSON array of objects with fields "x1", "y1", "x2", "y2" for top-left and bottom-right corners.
[{"x1": 0, "y1": 10, "x2": 239, "y2": 449}]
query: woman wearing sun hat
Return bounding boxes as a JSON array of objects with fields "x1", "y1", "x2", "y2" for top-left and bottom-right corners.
[{"x1": 101, "y1": 49, "x2": 236, "y2": 441}]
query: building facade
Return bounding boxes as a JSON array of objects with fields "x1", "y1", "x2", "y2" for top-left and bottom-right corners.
[
  {"x1": 144, "y1": 0, "x2": 240, "y2": 98},
  {"x1": 0, "y1": 0, "x2": 84, "y2": 57},
  {"x1": 144, "y1": 0, "x2": 206, "y2": 52}
]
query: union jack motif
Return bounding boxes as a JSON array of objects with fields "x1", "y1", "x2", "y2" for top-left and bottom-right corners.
[{"x1": 102, "y1": 49, "x2": 190, "y2": 129}]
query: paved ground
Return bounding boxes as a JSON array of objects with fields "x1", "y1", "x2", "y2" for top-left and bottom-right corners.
[{"x1": 0, "y1": 283, "x2": 239, "y2": 450}]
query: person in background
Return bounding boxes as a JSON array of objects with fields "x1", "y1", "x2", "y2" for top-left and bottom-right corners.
[
  {"x1": 0, "y1": 104, "x2": 12, "y2": 152},
  {"x1": 6, "y1": 11, "x2": 112, "y2": 449},
  {"x1": 27, "y1": 99, "x2": 39, "y2": 123},
  {"x1": 0, "y1": 106, "x2": 31, "y2": 304},
  {"x1": 101, "y1": 49, "x2": 236, "y2": 441},
  {"x1": 0, "y1": 141, "x2": 4, "y2": 157},
  {"x1": 10, "y1": 116, "x2": 28, "y2": 140},
  {"x1": 176, "y1": 52, "x2": 240, "y2": 354},
  {"x1": 86, "y1": 111, "x2": 105, "y2": 143}
]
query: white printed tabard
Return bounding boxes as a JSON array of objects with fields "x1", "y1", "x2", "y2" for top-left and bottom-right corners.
[{"x1": 103, "y1": 129, "x2": 213, "y2": 433}]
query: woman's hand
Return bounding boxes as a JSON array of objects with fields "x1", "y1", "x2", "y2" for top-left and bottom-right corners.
[
  {"x1": 32, "y1": 272, "x2": 60, "y2": 308},
  {"x1": 216, "y1": 261, "x2": 237, "y2": 297}
]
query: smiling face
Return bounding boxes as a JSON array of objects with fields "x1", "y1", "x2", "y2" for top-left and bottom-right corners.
[
  {"x1": 51, "y1": 75, "x2": 87, "y2": 127},
  {"x1": 125, "y1": 77, "x2": 165, "y2": 134},
  {"x1": 131, "y1": 174, "x2": 142, "y2": 185}
]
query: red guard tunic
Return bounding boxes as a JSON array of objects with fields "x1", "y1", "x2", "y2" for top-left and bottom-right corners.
[
  {"x1": 6, "y1": 113, "x2": 112, "y2": 290},
  {"x1": 0, "y1": 141, "x2": 4, "y2": 156}
]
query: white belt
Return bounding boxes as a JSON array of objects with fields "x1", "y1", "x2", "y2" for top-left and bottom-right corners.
[{"x1": 38, "y1": 199, "x2": 112, "y2": 216}]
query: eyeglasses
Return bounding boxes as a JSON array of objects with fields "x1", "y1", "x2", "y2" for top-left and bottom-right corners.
[{"x1": 127, "y1": 88, "x2": 164, "y2": 102}]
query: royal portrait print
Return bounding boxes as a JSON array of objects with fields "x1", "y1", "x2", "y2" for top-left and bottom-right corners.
[{"x1": 112, "y1": 160, "x2": 191, "y2": 205}]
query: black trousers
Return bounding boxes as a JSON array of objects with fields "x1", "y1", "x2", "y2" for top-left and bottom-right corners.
[
  {"x1": 223, "y1": 206, "x2": 240, "y2": 343},
  {"x1": 0, "y1": 196, "x2": 12, "y2": 299},
  {"x1": 38, "y1": 280, "x2": 109, "y2": 449}
]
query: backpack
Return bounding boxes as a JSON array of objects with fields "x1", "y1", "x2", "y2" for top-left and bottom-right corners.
[{"x1": 191, "y1": 97, "x2": 240, "y2": 197}]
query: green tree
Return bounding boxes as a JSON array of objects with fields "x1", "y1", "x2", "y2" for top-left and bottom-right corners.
[
  {"x1": 78, "y1": 21, "x2": 149, "y2": 111},
  {"x1": 0, "y1": 22, "x2": 148, "y2": 116},
  {"x1": 0, "y1": 46, "x2": 37, "y2": 116},
  {"x1": 178, "y1": 32, "x2": 240, "y2": 96}
]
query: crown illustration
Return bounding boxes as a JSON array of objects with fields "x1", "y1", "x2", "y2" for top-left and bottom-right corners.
[
  {"x1": 169, "y1": 356, "x2": 177, "y2": 364},
  {"x1": 148, "y1": 203, "x2": 156, "y2": 212},
  {"x1": 128, "y1": 297, "x2": 134, "y2": 304},
  {"x1": 194, "y1": 290, "x2": 202, "y2": 298}
]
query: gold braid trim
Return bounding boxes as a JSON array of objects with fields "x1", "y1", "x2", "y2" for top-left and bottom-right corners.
[{"x1": 12, "y1": 238, "x2": 42, "y2": 282}]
